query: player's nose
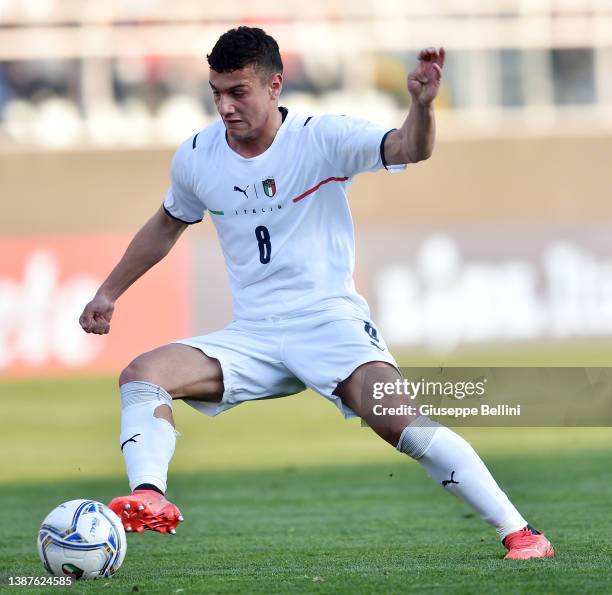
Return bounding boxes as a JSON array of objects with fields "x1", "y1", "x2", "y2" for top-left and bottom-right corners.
[{"x1": 217, "y1": 96, "x2": 236, "y2": 117}]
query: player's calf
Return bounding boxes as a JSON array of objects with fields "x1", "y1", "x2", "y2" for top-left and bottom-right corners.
[
  {"x1": 119, "y1": 380, "x2": 178, "y2": 494},
  {"x1": 394, "y1": 418, "x2": 557, "y2": 556},
  {"x1": 110, "y1": 380, "x2": 183, "y2": 535},
  {"x1": 113, "y1": 345, "x2": 225, "y2": 535}
]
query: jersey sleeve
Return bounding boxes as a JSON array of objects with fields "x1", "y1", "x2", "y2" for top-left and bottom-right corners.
[
  {"x1": 163, "y1": 138, "x2": 206, "y2": 224},
  {"x1": 313, "y1": 115, "x2": 407, "y2": 178}
]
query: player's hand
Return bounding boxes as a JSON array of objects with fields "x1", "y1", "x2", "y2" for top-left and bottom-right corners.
[
  {"x1": 79, "y1": 292, "x2": 115, "y2": 335},
  {"x1": 407, "y1": 47, "x2": 445, "y2": 106}
]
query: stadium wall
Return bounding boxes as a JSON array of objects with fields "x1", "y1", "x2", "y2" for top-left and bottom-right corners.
[{"x1": 2, "y1": 135, "x2": 612, "y2": 233}]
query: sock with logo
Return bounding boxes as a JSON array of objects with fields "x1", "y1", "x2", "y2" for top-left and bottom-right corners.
[
  {"x1": 397, "y1": 417, "x2": 527, "y2": 540},
  {"x1": 120, "y1": 381, "x2": 178, "y2": 494}
]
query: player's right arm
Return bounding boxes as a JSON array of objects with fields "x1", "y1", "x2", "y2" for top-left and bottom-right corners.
[{"x1": 79, "y1": 206, "x2": 188, "y2": 335}]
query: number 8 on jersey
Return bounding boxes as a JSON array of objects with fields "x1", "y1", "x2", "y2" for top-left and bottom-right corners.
[{"x1": 255, "y1": 225, "x2": 271, "y2": 264}]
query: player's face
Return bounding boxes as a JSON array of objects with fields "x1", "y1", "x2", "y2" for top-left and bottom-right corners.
[{"x1": 209, "y1": 65, "x2": 282, "y2": 142}]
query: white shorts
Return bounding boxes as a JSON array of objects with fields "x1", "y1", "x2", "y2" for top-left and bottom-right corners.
[{"x1": 176, "y1": 309, "x2": 397, "y2": 419}]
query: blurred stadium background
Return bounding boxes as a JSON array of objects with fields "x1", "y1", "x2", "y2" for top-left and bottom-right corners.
[{"x1": 1, "y1": 0, "x2": 611, "y2": 509}]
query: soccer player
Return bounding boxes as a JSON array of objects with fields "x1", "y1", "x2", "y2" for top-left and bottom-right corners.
[{"x1": 79, "y1": 27, "x2": 553, "y2": 560}]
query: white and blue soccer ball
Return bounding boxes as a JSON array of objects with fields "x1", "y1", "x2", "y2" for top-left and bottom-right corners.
[{"x1": 37, "y1": 499, "x2": 127, "y2": 580}]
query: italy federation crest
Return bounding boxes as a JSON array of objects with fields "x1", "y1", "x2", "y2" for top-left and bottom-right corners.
[{"x1": 262, "y1": 177, "x2": 276, "y2": 198}]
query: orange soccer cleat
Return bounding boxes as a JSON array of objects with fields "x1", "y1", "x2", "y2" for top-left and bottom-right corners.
[
  {"x1": 503, "y1": 525, "x2": 555, "y2": 560},
  {"x1": 108, "y1": 489, "x2": 183, "y2": 535}
]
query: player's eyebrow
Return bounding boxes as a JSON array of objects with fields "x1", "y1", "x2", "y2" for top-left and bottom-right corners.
[{"x1": 209, "y1": 82, "x2": 249, "y2": 92}]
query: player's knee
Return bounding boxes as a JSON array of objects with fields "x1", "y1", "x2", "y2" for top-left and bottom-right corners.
[
  {"x1": 385, "y1": 425, "x2": 407, "y2": 447},
  {"x1": 119, "y1": 355, "x2": 157, "y2": 388},
  {"x1": 386, "y1": 425, "x2": 406, "y2": 446},
  {"x1": 366, "y1": 420, "x2": 406, "y2": 447}
]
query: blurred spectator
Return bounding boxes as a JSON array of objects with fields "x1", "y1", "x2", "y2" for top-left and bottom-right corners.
[{"x1": 0, "y1": 5, "x2": 608, "y2": 148}]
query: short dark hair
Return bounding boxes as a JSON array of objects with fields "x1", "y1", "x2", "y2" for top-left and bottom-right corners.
[{"x1": 207, "y1": 26, "x2": 283, "y2": 76}]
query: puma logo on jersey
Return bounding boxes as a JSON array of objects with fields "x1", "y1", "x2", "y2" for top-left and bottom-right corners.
[
  {"x1": 233, "y1": 185, "x2": 249, "y2": 198},
  {"x1": 120, "y1": 433, "x2": 141, "y2": 452}
]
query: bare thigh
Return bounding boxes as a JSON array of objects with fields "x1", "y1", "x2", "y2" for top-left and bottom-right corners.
[
  {"x1": 119, "y1": 344, "x2": 224, "y2": 403},
  {"x1": 334, "y1": 361, "x2": 416, "y2": 446}
]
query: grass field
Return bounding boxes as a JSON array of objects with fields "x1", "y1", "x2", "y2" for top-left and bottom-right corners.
[{"x1": 1, "y1": 347, "x2": 611, "y2": 593}]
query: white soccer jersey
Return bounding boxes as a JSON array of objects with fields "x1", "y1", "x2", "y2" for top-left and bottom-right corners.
[{"x1": 163, "y1": 108, "x2": 405, "y2": 321}]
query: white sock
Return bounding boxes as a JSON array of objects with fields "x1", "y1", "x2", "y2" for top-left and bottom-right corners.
[
  {"x1": 119, "y1": 381, "x2": 178, "y2": 493},
  {"x1": 397, "y1": 417, "x2": 527, "y2": 540}
]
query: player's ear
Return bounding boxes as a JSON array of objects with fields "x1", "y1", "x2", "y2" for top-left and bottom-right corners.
[{"x1": 268, "y1": 72, "x2": 282, "y2": 100}]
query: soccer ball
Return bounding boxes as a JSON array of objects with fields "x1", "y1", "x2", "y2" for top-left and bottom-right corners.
[{"x1": 37, "y1": 499, "x2": 127, "y2": 580}]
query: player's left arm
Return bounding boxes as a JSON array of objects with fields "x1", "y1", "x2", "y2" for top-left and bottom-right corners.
[{"x1": 384, "y1": 47, "x2": 445, "y2": 166}]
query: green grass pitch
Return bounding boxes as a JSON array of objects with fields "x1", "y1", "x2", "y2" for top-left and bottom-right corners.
[{"x1": 1, "y1": 348, "x2": 611, "y2": 593}]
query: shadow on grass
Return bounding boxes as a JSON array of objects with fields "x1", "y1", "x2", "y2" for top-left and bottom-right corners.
[{"x1": 1, "y1": 454, "x2": 611, "y2": 593}]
